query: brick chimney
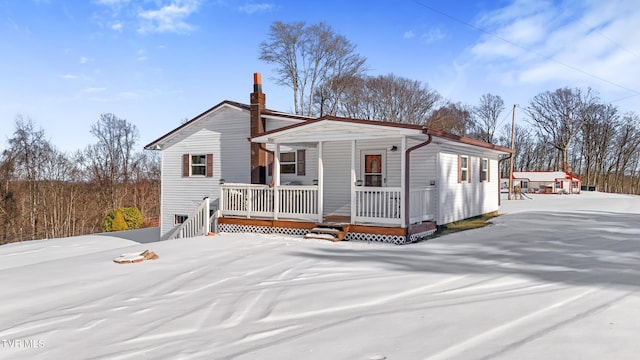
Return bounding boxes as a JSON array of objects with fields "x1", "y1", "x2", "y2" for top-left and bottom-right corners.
[{"x1": 250, "y1": 73, "x2": 266, "y2": 184}]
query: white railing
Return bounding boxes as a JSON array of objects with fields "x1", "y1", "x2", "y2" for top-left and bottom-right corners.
[
  {"x1": 409, "y1": 187, "x2": 436, "y2": 223},
  {"x1": 220, "y1": 184, "x2": 434, "y2": 227},
  {"x1": 170, "y1": 197, "x2": 210, "y2": 239},
  {"x1": 276, "y1": 186, "x2": 319, "y2": 220},
  {"x1": 220, "y1": 184, "x2": 318, "y2": 220},
  {"x1": 354, "y1": 187, "x2": 402, "y2": 225}
]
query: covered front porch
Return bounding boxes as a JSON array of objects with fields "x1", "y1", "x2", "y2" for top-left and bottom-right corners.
[{"x1": 218, "y1": 118, "x2": 439, "y2": 243}]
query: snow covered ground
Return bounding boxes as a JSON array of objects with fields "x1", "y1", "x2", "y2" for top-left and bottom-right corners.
[{"x1": 1, "y1": 192, "x2": 639, "y2": 360}]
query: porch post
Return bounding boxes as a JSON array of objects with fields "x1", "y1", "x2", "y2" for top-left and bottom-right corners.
[
  {"x1": 317, "y1": 141, "x2": 324, "y2": 223},
  {"x1": 274, "y1": 143, "x2": 280, "y2": 220},
  {"x1": 400, "y1": 136, "x2": 407, "y2": 228},
  {"x1": 350, "y1": 140, "x2": 356, "y2": 222}
]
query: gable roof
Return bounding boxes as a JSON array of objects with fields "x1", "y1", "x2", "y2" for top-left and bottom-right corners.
[
  {"x1": 144, "y1": 100, "x2": 513, "y2": 155},
  {"x1": 252, "y1": 115, "x2": 513, "y2": 154},
  {"x1": 144, "y1": 100, "x2": 248, "y2": 150}
]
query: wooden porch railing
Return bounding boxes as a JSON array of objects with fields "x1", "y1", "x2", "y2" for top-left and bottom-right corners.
[
  {"x1": 409, "y1": 186, "x2": 436, "y2": 223},
  {"x1": 220, "y1": 184, "x2": 435, "y2": 226},
  {"x1": 220, "y1": 184, "x2": 318, "y2": 221},
  {"x1": 169, "y1": 197, "x2": 211, "y2": 239},
  {"x1": 354, "y1": 187, "x2": 402, "y2": 225}
]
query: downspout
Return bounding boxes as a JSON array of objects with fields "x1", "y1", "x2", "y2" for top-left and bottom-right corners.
[
  {"x1": 404, "y1": 131, "x2": 432, "y2": 229},
  {"x1": 497, "y1": 154, "x2": 512, "y2": 206}
]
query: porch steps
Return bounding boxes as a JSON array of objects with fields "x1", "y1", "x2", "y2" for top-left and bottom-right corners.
[{"x1": 304, "y1": 223, "x2": 350, "y2": 242}]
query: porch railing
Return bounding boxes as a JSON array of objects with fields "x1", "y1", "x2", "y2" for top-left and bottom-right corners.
[
  {"x1": 220, "y1": 184, "x2": 318, "y2": 221},
  {"x1": 220, "y1": 184, "x2": 435, "y2": 226},
  {"x1": 169, "y1": 197, "x2": 210, "y2": 239},
  {"x1": 409, "y1": 186, "x2": 436, "y2": 223},
  {"x1": 354, "y1": 187, "x2": 402, "y2": 225}
]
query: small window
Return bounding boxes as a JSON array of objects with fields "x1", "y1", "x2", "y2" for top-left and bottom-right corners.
[
  {"x1": 182, "y1": 153, "x2": 213, "y2": 177},
  {"x1": 522, "y1": 181, "x2": 528, "y2": 189},
  {"x1": 459, "y1": 155, "x2": 469, "y2": 183},
  {"x1": 480, "y1": 158, "x2": 488, "y2": 182},
  {"x1": 280, "y1": 152, "x2": 296, "y2": 174},
  {"x1": 174, "y1": 215, "x2": 188, "y2": 225},
  {"x1": 191, "y1": 155, "x2": 206, "y2": 176}
]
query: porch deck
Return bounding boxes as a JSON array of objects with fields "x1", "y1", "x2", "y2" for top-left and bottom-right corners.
[{"x1": 217, "y1": 216, "x2": 437, "y2": 245}]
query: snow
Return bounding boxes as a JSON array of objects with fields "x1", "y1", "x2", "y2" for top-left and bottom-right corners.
[{"x1": 1, "y1": 192, "x2": 639, "y2": 359}]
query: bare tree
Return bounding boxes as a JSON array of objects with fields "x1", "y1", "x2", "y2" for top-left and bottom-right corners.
[
  {"x1": 320, "y1": 73, "x2": 441, "y2": 124},
  {"x1": 3, "y1": 116, "x2": 53, "y2": 240},
  {"x1": 525, "y1": 87, "x2": 598, "y2": 171},
  {"x1": 86, "y1": 113, "x2": 139, "y2": 209},
  {"x1": 426, "y1": 102, "x2": 473, "y2": 136},
  {"x1": 259, "y1": 21, "x2": 367, "y2": 116},
  {"x1": 474, "y1": 93, "x2": 504, "y2": 144}
]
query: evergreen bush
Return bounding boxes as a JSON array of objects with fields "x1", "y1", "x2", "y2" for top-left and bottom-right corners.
[
  {"x1": 111, "y1": 209, "x2": 129, "y2": 231},
  {"x1": 102, "y1": 207, "x2": 143, "y2": 232}
]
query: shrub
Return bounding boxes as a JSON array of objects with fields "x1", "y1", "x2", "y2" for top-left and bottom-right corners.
[
  {"x1": 111, "y1": 209, "x2": 129, "y2": 231},
  {"x1": 103, "y1": 207, "x2": 143, "y2": 232}
]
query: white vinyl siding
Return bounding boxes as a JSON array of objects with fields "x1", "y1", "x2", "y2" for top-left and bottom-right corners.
[
  {"x1": 159, "y1": 107, "x2": 250, "y2": 237},
  {"x1": 437, "y1": 147, "x2": 500, "y2": 225},
  {"x1": 322, "y1": 141, "x2": 351, "y2": 215}
]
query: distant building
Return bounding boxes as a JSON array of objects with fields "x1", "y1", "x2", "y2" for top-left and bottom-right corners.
[{"x1": 501, "y1": 171, "x2": 581, "y2": 194}]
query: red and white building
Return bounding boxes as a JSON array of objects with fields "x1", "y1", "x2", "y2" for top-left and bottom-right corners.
[{"x1": 507, "y1": 171, "x2": 582, "y2": 194}]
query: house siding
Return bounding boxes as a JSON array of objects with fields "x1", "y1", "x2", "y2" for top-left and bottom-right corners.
[
  {"x1": 322, "y1": 141, "x2": 352, "y2": 215},
  {"x1": 436, "y1": 145, "x2": 500, "y2": 225},
  {"x1": 160, "y1": 107, "x2": 251, "y2": 237}
]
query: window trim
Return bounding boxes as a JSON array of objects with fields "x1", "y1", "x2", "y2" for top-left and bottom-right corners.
[
  {"x1": 480, "y1": 158, "x2": 489, "y2": 182},
  {"x1": 182, "y1": 153, "x2": 213, "y2": 177},
  {"x1": 458, "y1": 155, "x2": 469, "y2": 183},
  {"x1": 280, "y1": 151, "x2": 297, "y2": 174},
  {"x1": 174, "y1": 214, "x2": 188, "y2": 225}
]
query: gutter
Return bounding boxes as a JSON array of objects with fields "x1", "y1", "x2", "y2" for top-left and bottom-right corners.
[
  {"x1": 497, "y1": 154, "x2": 512, "y2": 206},
  {"x1": 404, "y1": 131, "x2": 433, "y2": 229}
]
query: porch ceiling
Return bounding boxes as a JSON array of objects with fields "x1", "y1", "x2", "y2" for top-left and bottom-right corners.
[{"x1": 252, "y1": 119, "x2": 425, "y2": 144}]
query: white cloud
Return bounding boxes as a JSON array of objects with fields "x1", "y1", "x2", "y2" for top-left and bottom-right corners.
[
  {"x1": 403, "y1": 30, "x2": 415, "y2": 39},
  {"x1": 421, "y1": 28, "x2": 445, "y2": 43},
  {"x1": 237, "y1": 3, "x2": 273, "y2": 14},
  {"x1": 79, "y1": 56, "x2": 90, "y2": 64},
  {"x1": 468, "y1": 0, "x2": 640, "y2": 96},
  {"x1": 111, "y1": 22, "x2": 123, "y2": 31},
  {"x1": 60, "y1": 74, "x2": 78, "y2": 80},
  {"x1": 137, "y1": 0, "x2": 202, "y2": 34}
]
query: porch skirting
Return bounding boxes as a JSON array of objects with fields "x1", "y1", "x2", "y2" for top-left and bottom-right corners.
[{"x1": 217, "y1": 217, "x2": 436, "y2": 245}]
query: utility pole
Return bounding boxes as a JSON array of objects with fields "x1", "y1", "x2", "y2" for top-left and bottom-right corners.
[{"x1": 508, "y1": 104, "x2": 516, "y2": 200}]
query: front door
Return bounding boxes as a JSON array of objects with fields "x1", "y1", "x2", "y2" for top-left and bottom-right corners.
[{"x1": 361, "y1": 151, "x2": 385, "y2": 187}]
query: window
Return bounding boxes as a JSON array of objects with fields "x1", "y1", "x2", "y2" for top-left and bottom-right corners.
[
  {"x1": 191, "y1": 155, "x2": 206, "y2": 175},
  {"x1": 459, "y1": 155, "x2": 469, "y2": 183},
  {"x1": 277, "y1": 150, "x2": 306, "y2": 176},
  {"x1": 174, "y1": 215, "x2": 188, "y2": 225},
  {"x1": 280, "y1": 152, "x2": 296, "y2": 174},
  {"x1": 522, "y1": 181, "x2": 528, "y2": 189},
  {"x1": 480, "y1": 158, "x2": 489, "y2": 182},
  {"x1": 182, "y1": 153, "x2": 213, "y2": 177}
]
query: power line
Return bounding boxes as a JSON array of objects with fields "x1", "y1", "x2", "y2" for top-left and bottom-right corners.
[{"x1": 411, "y1": 0, "x2": 640, "y2": 97}]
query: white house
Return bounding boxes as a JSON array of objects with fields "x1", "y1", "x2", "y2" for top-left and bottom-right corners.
[
  {"x1": 510, "y1": 171, "x2": 582, "y2": 194},
  {"x1": 145, "y1": 73, "x2": 513, "y2": 244}
]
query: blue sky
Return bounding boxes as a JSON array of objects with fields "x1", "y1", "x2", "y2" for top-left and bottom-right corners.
[{"x1": 2, "y1": 0, "x2": 639, "y2": 152}]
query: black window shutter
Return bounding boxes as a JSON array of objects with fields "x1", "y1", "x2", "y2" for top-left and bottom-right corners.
[
  {"x1": 206, "y1": 154, "x2": 213, "y2": 177},
  {"x1": 297, "y1": 149, "x2": 306, "y2": 176},
  {"x1": 182, "y1": 154, "x2": 189, "y2": 177}
]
